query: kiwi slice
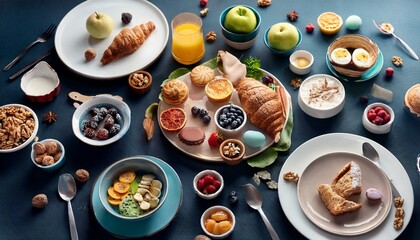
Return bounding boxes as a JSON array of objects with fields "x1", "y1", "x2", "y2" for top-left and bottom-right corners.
[{"x1": 119, "y1": 196, "x2": 141, "y2": 217}]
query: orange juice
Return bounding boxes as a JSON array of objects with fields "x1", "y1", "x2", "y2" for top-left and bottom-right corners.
[{"x1": 172, "y1": 22, "x2": 205, "y2": 65}]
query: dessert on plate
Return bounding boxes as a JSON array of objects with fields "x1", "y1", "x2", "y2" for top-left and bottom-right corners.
[
  {"x1": 161, "y1": 79, "x2": 189, "y2": 106},
  {"x1": 190, "y1": 66, "x2": 215, "y2": 87},
  {"x1": 331, "y1": 161, "x2": 362, "y2": 198},
  {"x1": 318, "y1": 184, "x2": 362, "y2": 216}
]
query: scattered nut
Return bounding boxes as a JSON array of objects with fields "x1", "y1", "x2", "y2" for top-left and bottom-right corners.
[
  {"x1": 32, "y1": 194, "x2": 48, "y2": 208},
  {"x1": 395, "y1": 207, "x2": 405, "y2": 219},
  {"x1": 252, "y1": 173, "x2": 261, "y2": 186},
  {"x1": 266, "y1": 180, "x2": 278, "y2": 189},
  {"x1": 391, "y1": 56, "x2": 403, "y2": 67},
  {"x1": 42, "y1": 155, "x2": 55, "y2": 166},
  {"x1": 393, "y1": 217, "x2": 404, "y2": 230},
  {"x1": 283, "y1": 171, "x2": 299, "y2": 183},
  {"x1": 75, "y1": 169, "x2": 90, "y2": 183},
  {"x1": 287, "y1": 11, "x2": 299, "y2": 22},
  {"x1": 394, "y1": 197, "x2": 404, "y2": 208},
  {"x1": 206, "y1": 31, "x2": 217, "y2": 42},
  {"x1": 257, "y1": 0, "x2": 271, "y2": 7},
  {"x1": 290, "y1": 77, "x2": 302, "y2": 89},
  {"x1": 33, "y1": 142, "x2": 46, "y2": 155},
  {"x1": 200, "y1": 8, "x2": 209, "y2": 17},
  {"x1": 45, "y1": 141, "x2": 58, "y2": 155},
  {"x1": 84, "y1": 49, "x2": 96, "y2": 62},
  {"x1": 256, "y1": 170, "x2": 271, "y2": 180}
]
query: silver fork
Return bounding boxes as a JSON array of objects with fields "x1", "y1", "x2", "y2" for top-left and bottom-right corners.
[{"x1": 3, "y1": 24, "x2": 56, "y2": 71}]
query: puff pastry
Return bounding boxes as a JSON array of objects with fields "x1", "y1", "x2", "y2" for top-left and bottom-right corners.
[
  {"x1": 101, "y1": 21, "x2": 156, "y2": 65},
  {"x1": 318, "y1": 184, "x2": 362, "y2": 216},
  {"x1": 161, "y1": 79, "x2": 189, "y2": 106}
]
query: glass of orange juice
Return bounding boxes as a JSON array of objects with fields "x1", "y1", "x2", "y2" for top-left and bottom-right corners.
[{"x1": 171, "y1": 13, "x2": 205, "y2": 65}]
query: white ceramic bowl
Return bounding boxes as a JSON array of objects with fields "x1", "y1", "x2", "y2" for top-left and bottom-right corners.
[
  {"x1": 298, "y1": 74, "x2": 345, "y2": 119},
  {"x1": 72, "y1": 95, "x2": 131, "y2": 146},
  {"x1": 214, "y1": 104, "x2": 247, "y2": 138},
  {"x1": 20, "y1": 61, "x2": 60, "y2": 102},
  {"x1": 98, "y1": 156, "x2": 168, "y2": 220},
  {"x1": 289, "y1": 50, "x2": 314, "y2": 75},
  {"x1": 31, "y1": 138, "x2": 65, "y2": 171},
  {"x1": 221, "y1": 33, "x2": 258, "y2": 50},
  {"x1": 0, "y1": 104, "x2": 39, "y2": 153},
  {"x1": 193, "y1": 169, "x2": 224, "y2": 200},
  {"x1": 200, "y1": 205, "x2": 235, "y2": 239},
  {"x1": 362, "y1": 102, "x2": 395, "y2": 134}
]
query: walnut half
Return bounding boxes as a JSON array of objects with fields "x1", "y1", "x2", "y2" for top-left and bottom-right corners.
[
  {"x1": 75, "y1": 169, "x2": 90, "y2": 183},
  {"x1": 206, "y1": 31, "x2": 216, "y2": 42},
  {"x1": 32, "y1": 194, "x2": 48, "y2": 208},
  {"x1": 283, "y1": 171, "x2": 299, "y2": 183},
  {"x1": 258, "y1": 0, "x2": 271, "y2": 7}
]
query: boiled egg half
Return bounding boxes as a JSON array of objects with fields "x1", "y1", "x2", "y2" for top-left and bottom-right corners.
[
  {"x1": 352, "y1": 48, "x2": 371, "y2": 68},
  {"x1": 330, "y1": 48, "x2": 351, "y2": 65}
]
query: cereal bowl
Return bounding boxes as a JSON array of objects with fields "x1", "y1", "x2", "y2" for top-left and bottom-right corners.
[
  {"x1": 362, "y1": 102, "x2": 395, "y2": 134},
  {"x1": 219, "y1": 5, "x2": 261, "y2": 43},
  {"x1": 193, "y1": 170, "x2": 224, "y2": 200},
  {"x1": 31, "y1": 138, "x2": 65, "y2": 171},
  {"x1": 298, "y1": 74, "x2": 345, "y2": 119},
  {"x1": 214, "y1": 103, "x2": 247, "y2": 138},
  {"x1": 201, "y1": 205, "x2": 235, "y2": 239},
  {"x1": 20, "y1": 61, "x2": 60, "y2": 102},
  {"x1": 0, "y1": 104, "x2": 39, "y2": 153},
  {"x1": 289, "y1": 50, "x2": 314, "y2": 75},
  {"x1": 98, "y1": 156, "x2": 168, "y2": 220},
  {"x1": 72, "y1": 95, "x2": 131, "y2": 146}
]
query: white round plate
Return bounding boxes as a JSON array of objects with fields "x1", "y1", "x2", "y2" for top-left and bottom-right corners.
[
  {"x1": 158, "y1": 69, "x2": 291, "y2": 162},
  {"x1": 297, "y1": 152, "x2": 392, "y2": 236},
  {"x1": 278, "y1": 133, "x2": 413, "y2": 239},
  {"x1": 55, "y1": 0, "x2": 169, "y2": 79}
]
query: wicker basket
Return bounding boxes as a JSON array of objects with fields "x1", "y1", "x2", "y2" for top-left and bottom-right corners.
[{"x1": 327, "y1": 35, "x2": 379, "y2": 77}]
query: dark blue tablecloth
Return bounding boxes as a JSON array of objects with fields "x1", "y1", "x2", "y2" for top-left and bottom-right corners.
[{"x1": 1, "y1": 0, "x2": 419, "y2": 239}]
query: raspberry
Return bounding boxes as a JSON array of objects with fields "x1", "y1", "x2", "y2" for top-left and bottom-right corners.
[
  {"x1": 197, "y1": 178, "x2": 205, "y2": 190},
  {"x1": 83, "y1": 128, "x2": 96, "y2": 138},
  {"x1": 203, "y1": 175, "x2": 215, "y2": 185},
  {"x1": 96, "y1": 128, "x2": 109, "y2": 140},
  {"x1": 204, "y1": 185, "x2": 217, "y2": 194},
  {"x1": 213, "y1": 180, "x2": 221, "y2": 189}
]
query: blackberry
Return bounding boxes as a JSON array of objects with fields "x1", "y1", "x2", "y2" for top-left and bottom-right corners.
[
  {"x1": 89, "y1": 107, "x2": 100, "y2": 117},
  {"x1": 99, "y1": 107, "x2": 108, "y2": 117},
  {"x1": 359, "y1": 96, "x2": 369, "y2": 104},
  {"x1": 91, "y1": 114, "x2": 103, "y2": 122},
  {"x1": 109, "y1": 124, "x2": 121, "y2": 137},
  {"x1": 229, "y1": 195, "x2": 238, "y2": 204},
  {"x1": 115, "y1": 113, "x2": 122, "y2": 124},
  {"x1": 85, "y1": 119, "x2": 99, "y2": 129},
  {"x1": 108, "y1": 108, "x2": 118, "y2": 117},
  {"x1": 103, "y1": 114, "x2": 115, "y2": 130},
  {"x1": 83, "y1": 128, "x2": 96, "y2": 139},
  {"x1": 121, "y1": 12, "x2": 132, "y2": 24},
  {"x1": 199, "y1": 108, "x2": 208, "y2": 118},
  {"x1": 96, "y1": 128, "x2": 109, "y2": 140},
  {"x1": 191, "y1": 106, "x2": 200, "y2": 117}
]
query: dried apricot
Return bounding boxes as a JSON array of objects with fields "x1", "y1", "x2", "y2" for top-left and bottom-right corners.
[
  {"x1": 213, "y1": 221, "x2": 232, "y2": 235},
  {"x1": 119, "y1": 170, "x2": 136, "y2": 183},
  {"x1": 204, "y1": 219, "x2": 217, "y2": 233},
  {"x1": 113, "y1": 181, "x2": 130, "y2": 193},
  {"x1": 211, "y1": 210, "x2": 229, "y2": 221}
]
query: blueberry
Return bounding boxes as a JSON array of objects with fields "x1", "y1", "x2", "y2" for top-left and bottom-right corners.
[
  {"x1": 229, "y1": 191, "x2": 237, "y2": 197},
  {"x1": 222, "y1": 108, "x2": 229, "y2": 114},
  {"x1": 199, "y1": 109, "x2": 208, "y2": 117},
  {"x1": 191, "y1": 106, "x2": 200, "y2": 116},
  {"x1": 202, "y1": 115, "x2": 211, "y2": 124},
  {"x1": 229, "y1": 195, "x2": 238, "y2": 204},
  {"x1": 236, "y1": 118, "x2": 242, "y2": 126},
  {"x1": 219, "y1": 114, "x2": 227, "y2": 121},
  {"x1": 231, "y1": 120, "x2": 238, "y2": 129}
]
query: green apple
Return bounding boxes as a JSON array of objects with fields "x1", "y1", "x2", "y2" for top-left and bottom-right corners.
[
  {"x1": 224, "y1": 6, "x2": 257, "y2": 34},
  {"x1": 267, "y1": 22, "x2": 299, "y2": 51},
  {"x1": 86, "y1": 12, "x2": 114, "y2": 39}
]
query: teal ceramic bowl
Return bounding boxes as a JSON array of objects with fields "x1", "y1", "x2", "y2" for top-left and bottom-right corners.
[
  {"x1": 220, "y1": 5, "x2": 261, "y2": 43},
  {"x1": 263, "y1": 27, "x2": 302, "y2": 56},
  {"x1": 98, "y1": 156, "x2": 168, "y2": 221}
]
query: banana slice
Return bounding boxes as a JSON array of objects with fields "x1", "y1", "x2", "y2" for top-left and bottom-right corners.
[
  {"x1": 149, "y1": 197, "x2": 159, "y2": 208},
  {"x1": 133, "y1": 192, "x2": 143, "y2": 202},
  {"x1": 149, "y1": 186, "x2": 161, "y2": 198},
  {"x1": 142, "y1": 174, "x2": 155, "y2": 181},
  {"x1": 140, "y1": 201, "x2": 151, "y2": 210},
  {"x1": 137, "y1": 188, "x2": 149, "y2": 195},
  {"x1": 140, "y1": 180, "x2": 152, "y2": 185},
  {"x1": 151, "y1": 179, "x2": 162, "y2": 189}
]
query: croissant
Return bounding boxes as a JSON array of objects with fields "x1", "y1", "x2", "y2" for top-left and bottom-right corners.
[
  {"x1": 236, "y1": 77, "x2": 288, "y2": 142},
  {"x1": 101, "y1": 21, "x2": 156, "y2": 65}
]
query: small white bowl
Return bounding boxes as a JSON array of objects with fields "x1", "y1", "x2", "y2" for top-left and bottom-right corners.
[
  {"x1": 362, "y1": 102, "x2": 395, "y2": 134},
  {"x1": 200, "y1": 205, "x2": 235, "y2": 239},
  {"x1": 72, "y1": 95, "x2": 131, "y2": 146},
  {"x1": 20, "y1": 61, "x2": 60, "y2": 102},
  {"x1": 31, "y1": 138, "x2": 65, "y2": 171},
  {"x1": 214, "y1": 104, "x2": 247, "y2": 138},
  {"x1": 0, "y1": 104, "x2": 39, "y2": 153},
  {"x1": 289, "y1": 50, "x2": 314, "y2": 75},
  {"x1": 193, "y1": 170, "x2": 224, "y2": 200},
  {"x1": 221, "y1": 33, "x2": 258, "y2": 50},
  {"x1": 298, "y1": 74, "x2": 345, "y2": 119}
]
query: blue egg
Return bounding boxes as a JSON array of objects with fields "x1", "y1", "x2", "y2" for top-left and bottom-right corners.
[
  {"x1": 243, "y1": 130, "x2": 266, "y2": 148},
  {"x1": 345, "y1": 15, "x2": 362, "y2": 30}
]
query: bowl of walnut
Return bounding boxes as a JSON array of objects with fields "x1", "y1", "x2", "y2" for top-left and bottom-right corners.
[
  {"x1": 31, "y1": 139, "x2": 65, "y2": 171},
  {"x1": 128, "y1": 70, "x2": 153, "y2": 94},
  {"x1": 0, "y1": 104, "x2": 39, "y2": 153},
  {"x1": 72, "y1": 95, "x2": 131, "y2": 146}
]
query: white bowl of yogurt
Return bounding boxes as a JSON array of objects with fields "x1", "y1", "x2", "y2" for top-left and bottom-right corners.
[
  {"x1": 298, "y1": 74, "x2": 345, "y2": 119},
  {"x1": 20, "y1": 61, "x2": 60, "y2": 102}
]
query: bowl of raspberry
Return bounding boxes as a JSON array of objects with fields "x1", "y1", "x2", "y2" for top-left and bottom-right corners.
[
  {"x1": 193, "y1": 169, "x2": 224, "y2": 200},
  {"x1": 72, "y1": 95, "x2": 131, "y2": 146},
  {"x1": 362, "y1": 102, "x2": 394, "y2": 134}
]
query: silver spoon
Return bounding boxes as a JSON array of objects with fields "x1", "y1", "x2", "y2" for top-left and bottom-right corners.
[
  {"x1": 362, "y1": 142, "x2": 401, "y2": 198},
  {"x1": 242, "y1": 184, "x2": 280, "y2": 240},
  {"x1": 372, "y1": 20, "x2": 418, "y2": 60},
  {"x1": 58, "y1": 173, "x2": 79, "y2": 240}
]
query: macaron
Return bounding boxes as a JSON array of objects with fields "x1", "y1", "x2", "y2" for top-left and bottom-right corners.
[{"x1": 178, "y1": 127, "x2": 205, "y2": 145}]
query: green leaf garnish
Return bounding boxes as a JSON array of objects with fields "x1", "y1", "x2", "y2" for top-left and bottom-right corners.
[
  {"x1": 247, "y1": 147, "x2": 278, "y2": 168},
  {"x1": 244, "y1": 57, "x2": 264, "y2": 80},
  {"x1": 168, "y1": 67, "x2": 190, "y2": 80},
  {"x1": 145, "y1": 102, "x2": 158, "y2": 119}
]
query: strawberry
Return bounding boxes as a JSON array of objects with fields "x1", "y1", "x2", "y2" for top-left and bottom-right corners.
[
  {"x1": 305, "y1": 23, "x2": 315, "y2": 33},
  {"x1": 208, "y1": 132, "x2": 223, "y2": 147}
]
